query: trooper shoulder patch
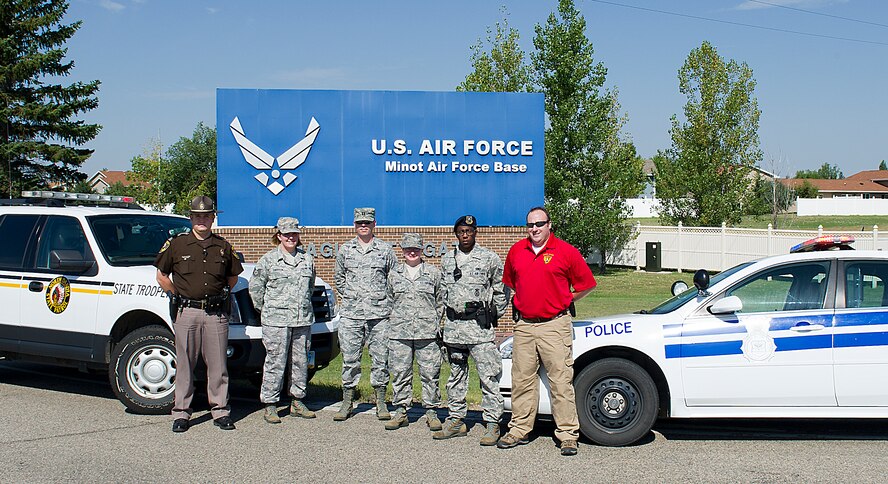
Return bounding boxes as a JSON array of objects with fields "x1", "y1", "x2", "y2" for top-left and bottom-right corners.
[{"x1": 159, "y1": 239, "x2": 171, "y2": 253}]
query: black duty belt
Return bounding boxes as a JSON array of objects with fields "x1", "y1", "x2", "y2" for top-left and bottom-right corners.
[
  {"x1": 522, "y1": 310, "x2": 569, "y2": 324},
  {"x1": 446, "y1": 307, "x2": 478, "y2": 321},
  {"x1": 180, "y1": 297, "x2": 223, "y2": 311}
]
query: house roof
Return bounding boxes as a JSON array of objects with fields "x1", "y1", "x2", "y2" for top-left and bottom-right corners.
[
  {"x1": 780, "y1": 178, "x2": 888, "y2": 193},
  {"x1": 87, "y1": 170, "x2": 146, "y2": 188},
  {"x1": 846, "y1": 169, "x2": 888, "y2": 183}
]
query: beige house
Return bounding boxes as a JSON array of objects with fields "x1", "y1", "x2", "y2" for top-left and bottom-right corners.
[
  {"x1": 86, "y1": 170, "x2": 146, "y2": 194},
  {"x1": 780, "y1": 169, "x2": 888, "y2": 199}
]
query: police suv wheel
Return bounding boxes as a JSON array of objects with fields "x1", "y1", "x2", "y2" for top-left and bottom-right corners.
[
  {"x1": 109, "y1": 325, "x2": 176, "y2": 415},
  {"x1": 575, "y1": 358, "x2": 658, "y2": 446}
]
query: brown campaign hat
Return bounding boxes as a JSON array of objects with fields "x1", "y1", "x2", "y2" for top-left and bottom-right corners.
[{"x1": 189, "y1": 196, "x2": 217, "y2": 214}]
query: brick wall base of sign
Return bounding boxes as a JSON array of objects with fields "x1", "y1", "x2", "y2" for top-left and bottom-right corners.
[{"x1": 216, "y1": 226, "x2": 528, "y2": 335}]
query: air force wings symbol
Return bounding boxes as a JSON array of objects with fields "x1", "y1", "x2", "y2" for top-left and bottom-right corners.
[{"x1": 229, "y1": 117, "x2": 320, "y2": 195}]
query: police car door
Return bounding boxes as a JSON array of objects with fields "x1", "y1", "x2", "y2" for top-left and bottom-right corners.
[
  {"x1": 18, "y1": 216, "x2": 102, "y2": 361},
  {"x1": 834, "y1": 259, "x2": 888, "y2": 406},
  {"x1": 0, "y1": 214, "x2": 41, "y2": 351},
  {"x1": 680, "y1": 260, "x2": 836, "y2": 406}
]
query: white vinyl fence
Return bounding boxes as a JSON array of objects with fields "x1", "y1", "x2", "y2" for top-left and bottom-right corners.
[
  {"x1": 608, "y1": 223, "x2": 887, "y2": 272},
  {"x1": 797, "y1": 198, "x2": 888, "y2": 216}
]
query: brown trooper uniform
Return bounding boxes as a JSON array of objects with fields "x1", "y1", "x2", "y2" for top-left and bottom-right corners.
[{"x1": 154, "y1": 196, "x2": 243, "y2": 432}]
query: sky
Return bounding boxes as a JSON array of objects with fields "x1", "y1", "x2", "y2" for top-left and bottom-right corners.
[{"x1": 62, "y1": 0, "x2": 887, "y2": 179}]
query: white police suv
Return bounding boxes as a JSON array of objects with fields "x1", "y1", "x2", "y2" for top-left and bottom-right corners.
[
  {"x1": 0, "y1": 191, "x2": 338, "y2": 414},
  {"x1": 499, "y1": 236, "x2": 888, "y2": 446}
]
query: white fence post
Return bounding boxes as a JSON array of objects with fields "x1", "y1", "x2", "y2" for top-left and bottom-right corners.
[
  {"x1": 635, "y1": 222, "x2": 642, "y2": 270},
  {"x1": 677, "y1": 221, "x2": 683, "y2": 273},
  {"x1": 818, "y1": 225, "x2": 823, "y2": 237},
  {"x1": 767, "y1": 223, "x2": 773, "y2": 256},
  {"x1": 874, "y1": 225, "x2": 879, "y2": 250},
  {"x1": 721, "y1": 222, "x2": 726, "y2": 269}
]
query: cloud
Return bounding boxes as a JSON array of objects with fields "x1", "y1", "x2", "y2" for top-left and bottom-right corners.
[
  {"x1": 98, "y1": 0, "x2": 125, "y2": 12},
  {"x1": 206, "y1": 7, "x2": 219, "y2": 14},
  {"x1": 735, "y1": 0, "x2": 848, "y2": 10}
]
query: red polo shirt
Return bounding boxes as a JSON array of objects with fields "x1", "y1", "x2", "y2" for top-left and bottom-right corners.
[{"x1": 503, "y1": 235, "x2": 596, "y2": 320}]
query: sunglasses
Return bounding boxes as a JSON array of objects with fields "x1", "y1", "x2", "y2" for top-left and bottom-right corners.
[{"x1": 526, "y1": 220, "x2": 549, "y2": 228}]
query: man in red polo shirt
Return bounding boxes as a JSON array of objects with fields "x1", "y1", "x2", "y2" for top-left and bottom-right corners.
[{"x1": 497, "y1": 206, "x2": 596, "y2": 456}]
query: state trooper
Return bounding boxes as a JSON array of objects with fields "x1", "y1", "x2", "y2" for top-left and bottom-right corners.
[
  {"x1": 333, "y1": 207, "x2": 398, "y2": 421},
  {"x1": 249, "y1": 217, "x2": 317, "y2": 424},
  {"x1": 433, "y1": 215, "x2": 507, "y2": 446},
  {"x1": 154, "y1": 196, "x2": 243, "y2": 433},
  {"x1": 384, "y1": 233, "x2": 444, "y2": 431}
]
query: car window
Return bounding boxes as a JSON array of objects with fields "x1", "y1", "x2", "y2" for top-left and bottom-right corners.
[
  {"x1": 648, "y1": 262, "x2": 753, "y2": 314},
  {"x1": 727, "y1": 261, "x2": 830, "y2": 313},
  {"x1": 87, "y1": 214, "x2": 191, "y2": 266},
  {"x1": 0, "y1": 214, "x2": 40, "y2": 270},
  {"x1": 36, "y1": 216, "x2": 96, "y2": 270},
  {"x1": 844, "y1": 262, "x2": 888, "y2": 308}
]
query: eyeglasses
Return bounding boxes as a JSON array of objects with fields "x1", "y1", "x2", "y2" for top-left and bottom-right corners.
[
  {"x1": 526, "y1": 220, "x2": 549, "y2": 228},
  {"x1": 456, "y1": 229, "x2": 475, "y2": 236}
]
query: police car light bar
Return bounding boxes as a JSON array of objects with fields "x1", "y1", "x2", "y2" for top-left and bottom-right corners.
[
  {"x1": 21, "y1": 191, "x2": 136, "y2": 204},
  {"x1": 790, "y1": 235, "x2": 855, "y2": 253}
]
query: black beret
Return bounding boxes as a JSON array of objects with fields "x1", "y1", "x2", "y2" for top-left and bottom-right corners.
[{"x1": 453, "y1": 214, "x2": 477, "y2": 232}]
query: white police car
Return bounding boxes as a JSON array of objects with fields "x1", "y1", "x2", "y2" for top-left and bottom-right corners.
[
  {"x1": 0, "y1": 191, "x2": 338, "y2": 414},
  {"x1": 499, "y1": 236, "x2": 888, "y2": 446}
]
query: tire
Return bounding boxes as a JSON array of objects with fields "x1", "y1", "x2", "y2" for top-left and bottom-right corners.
[
  {"x1": 109, "y1": 325, "x2": 176, "y2": 415},
  {"x1": 575, "y1": 358, "x2": 659, "y2": 446}
]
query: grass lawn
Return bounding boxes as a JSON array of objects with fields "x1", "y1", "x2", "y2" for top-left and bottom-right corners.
[{"x1": 631, "y1": 214, "x2": 886, "y2": 231}]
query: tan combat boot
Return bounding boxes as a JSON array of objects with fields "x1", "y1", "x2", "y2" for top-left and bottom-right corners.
[
  {"x1": 375, "y1": 386, "x2": 391, "y2": 420},
  {"x1": 479, "y1": 422, "x2": 501, "y2": 446},
  {"x1": 384, "y1": 406, "x2": 408, "y2": 430},
  {"x1": 425, "y1": 409, "x2": 442, "y2": 431},
  {"x1": 333, "y1": 388, "x2": 354, "y2": 421},
  {"x1": 263, "y1": 404, "x2": 281, "y2": 424},
  {"x1": 432, "y1": 418, "x2": 468, "y2": 440},
  {"x1": 289, "y1": 400, "x2": 316, "y2": 419}
]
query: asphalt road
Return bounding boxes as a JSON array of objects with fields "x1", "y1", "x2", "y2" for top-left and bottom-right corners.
[{"x1": 2, "y1": 360, "x2": 888, "y2": 483}]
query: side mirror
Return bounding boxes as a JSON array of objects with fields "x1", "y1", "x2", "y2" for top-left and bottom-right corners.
[
  {"x1": 709, "y1": 296, "x2": 743, "y2": 315},
  {"x1": 49, "y1": 250, "x2": 95, "y2": 274}
]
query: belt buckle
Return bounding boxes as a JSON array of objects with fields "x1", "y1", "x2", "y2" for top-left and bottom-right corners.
[{"x1": 199, "y1": 300, "x2": 206, "y2": 310}]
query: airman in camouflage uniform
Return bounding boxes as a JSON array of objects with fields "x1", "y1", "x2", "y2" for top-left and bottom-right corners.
[
  {"x1": 333, "y1": 207, "x2": 398, "y2": 421},
  {"x1": 249, "y1": 217, "x2": 317, "y2": 424},
  {"x1": 433, "y1": 215, "x2": 507, "y2": 446},
  {"x1": 384, "y1": 233, "x2": 444, "y2": 431}
]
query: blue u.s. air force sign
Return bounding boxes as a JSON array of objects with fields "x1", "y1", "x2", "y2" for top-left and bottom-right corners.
[{"x1": 216, "y1": 89, "x2": 544, "y2": 226}]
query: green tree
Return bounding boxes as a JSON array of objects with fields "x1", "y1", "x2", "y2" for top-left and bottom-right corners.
[
  {"x1": 746, "y1": 176, "x2": 793, "y2": 217},
  {"x1": 66, "y1": 179, "x2": 94, "y2": 194},
  {"x1": 880, "y1": 160, "x2": 887, "y2": 171},
  {"x1": 795, "y1": 162, "x2": 843, "y2": 179},
  {"x1": 794, "y1": 179, "x2": 819, "y2": 198},
  {"x1": 0, "y1": 0, "x2": 101, "y2": 198},
  {"x1": 457, "y1": 7, "x2": 533, "y2": 93},
  {"x1": 532, "y1": 0, "x2": 644, "y2": 271},
  {"x1": 654, "y1": 41, "x2": 762, "y2": 226},
  {"x1": 128, "y1": 123, "x2": 216, "y2": 214}
]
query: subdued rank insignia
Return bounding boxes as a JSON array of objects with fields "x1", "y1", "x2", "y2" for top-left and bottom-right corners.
[
  {"x1": 159, "y1": 239, "x2": 171, "y2": 253},
  {"x1": 543, "y1": 253, "x2": 553, "y2": 264},
  {"x1": 465, "y1": 215, "x2": 474, "y2": 225}
]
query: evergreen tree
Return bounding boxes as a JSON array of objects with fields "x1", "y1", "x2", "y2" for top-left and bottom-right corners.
[{"x1": 0, "y1": 0, "x2": 100, "y2": 198}]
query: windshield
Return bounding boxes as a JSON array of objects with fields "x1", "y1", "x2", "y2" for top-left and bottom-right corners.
[
  {"x1": 87, "y1": 214, "x2": 191, "y2": 266},
  {"x1": 647, "y1": 262, "x2": 754, "y2": 314}
]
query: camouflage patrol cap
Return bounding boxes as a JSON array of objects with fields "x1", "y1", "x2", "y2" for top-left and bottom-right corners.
[
  {"x1": 453, "y1": 214, "x2": 477, "y2": 232},
  {"x1": 275, "y1": 216, "x2": 301, "y2": 234},
  {"x1": 189, "y1": 196, "x2": 217, "y2": 214},
  {"x1": 400, "y1": 232, "x2": 423, "y2": 249},
  {"x1": 354, "y1": 207, "x2": 376, "y2": 223}
]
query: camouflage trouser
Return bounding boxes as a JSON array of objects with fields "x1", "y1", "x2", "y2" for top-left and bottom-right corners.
[
  {"x1": 339, "y1": 317, "x2": 389, "y2": 389},
  {"x1": 444, "y1": 341, "x2": 503, "y2": 423},
  {"x1": 388, "y1": 338, "x2": 442, "y2": 408},
  {"x1": 260, "y1": 325, "x2": 311, "y2": 403}
]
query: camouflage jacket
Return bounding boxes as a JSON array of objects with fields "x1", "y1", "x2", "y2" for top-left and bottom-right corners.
[
  {"x1": 387, "y1": 262, "x2": 444, "y2": 340},
  {"x1": 440, "y1": 245, "x2": 507, "y2": 344},
  {"x1": 334, "y1": 236, "x2": 397, "y2": 319},
  {"x1": 249, "y1": 246, "x2": 316, "y2": 327}
]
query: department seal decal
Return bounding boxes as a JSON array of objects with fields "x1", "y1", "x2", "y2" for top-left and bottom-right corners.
[{"x1": 45, "y1": 276, "x2": 71, "y2": 314}]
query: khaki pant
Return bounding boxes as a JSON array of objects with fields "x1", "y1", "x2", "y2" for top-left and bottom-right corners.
[
  {"x1": 172, "y1": 307, "x2": 230, "y2": 420},
  {"x1": 507, "y1": 313, "x2": 579, "y2": 442}
]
